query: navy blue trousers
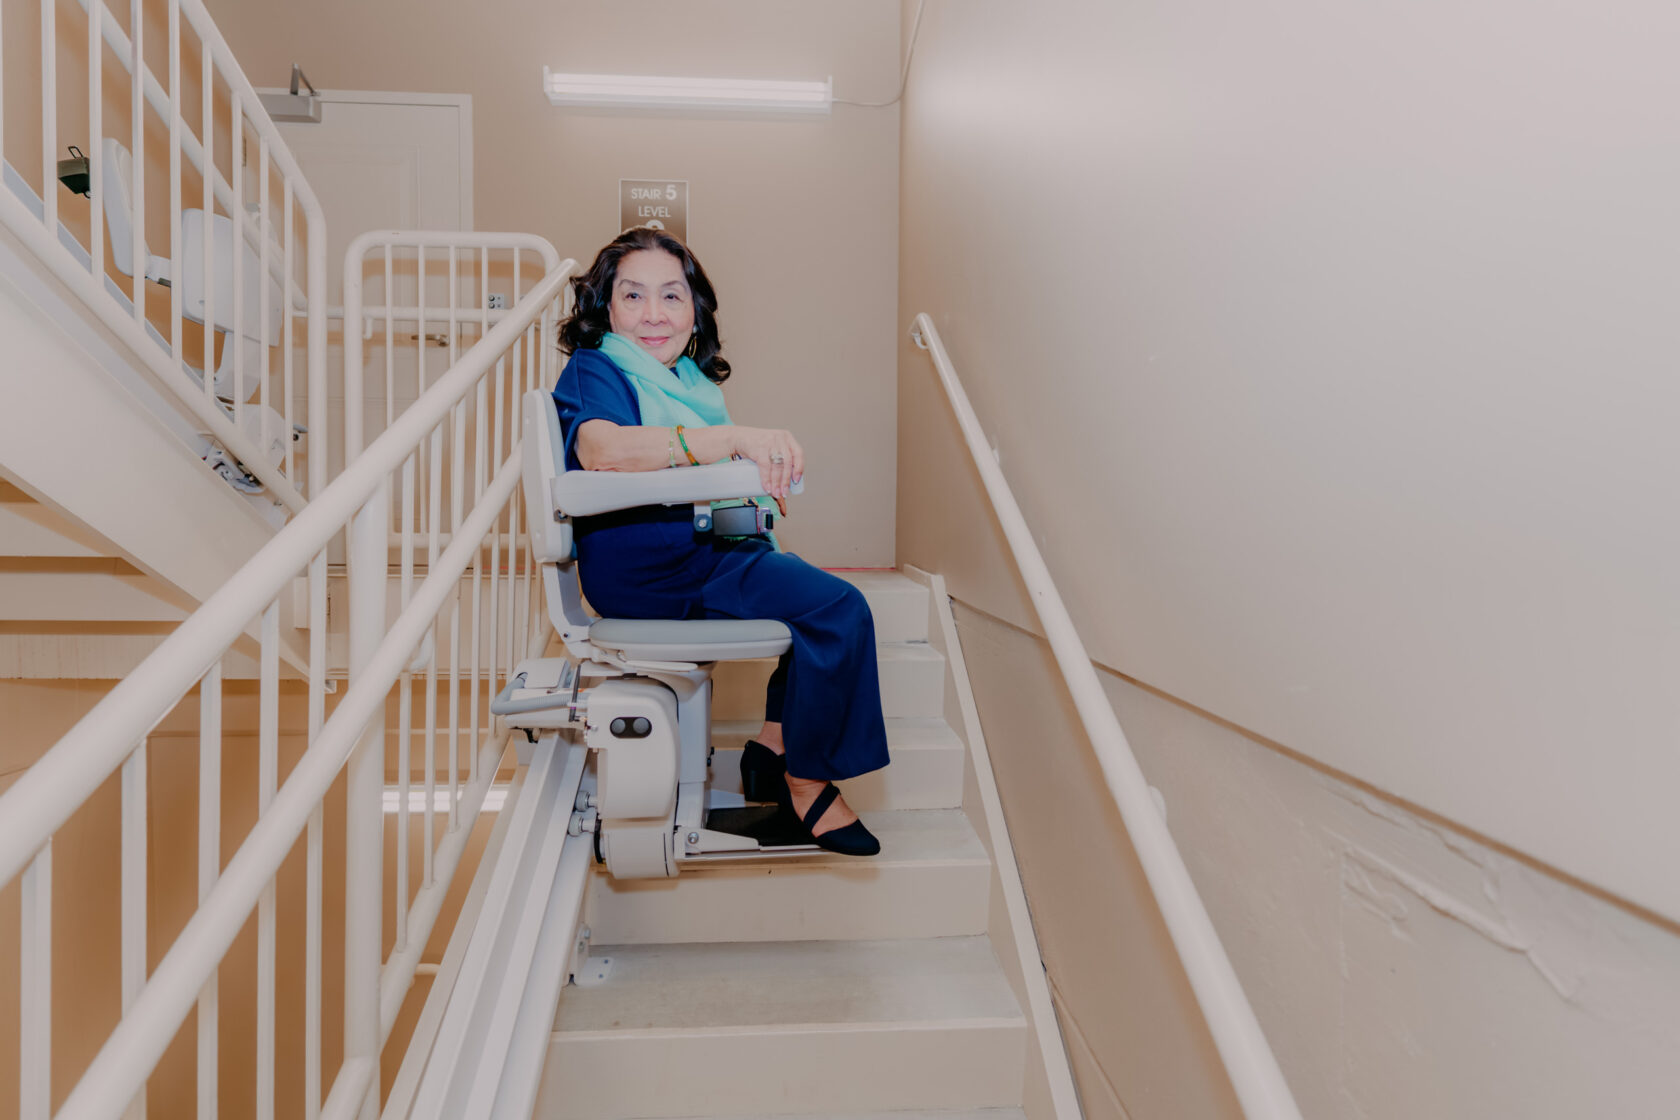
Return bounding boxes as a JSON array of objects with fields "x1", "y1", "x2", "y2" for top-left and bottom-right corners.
[{"x1": 576, "y1": 518, "x2": 890, "y2": 783}]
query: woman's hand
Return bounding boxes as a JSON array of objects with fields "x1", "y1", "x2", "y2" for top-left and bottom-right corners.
[{"x1": 729, "y1": 427, "x2": 804, "y2": 516}]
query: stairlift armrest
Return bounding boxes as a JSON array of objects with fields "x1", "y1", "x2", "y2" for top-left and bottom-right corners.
[{"x1": 551, "y1": 459, "x2": 804, "y2": 517}]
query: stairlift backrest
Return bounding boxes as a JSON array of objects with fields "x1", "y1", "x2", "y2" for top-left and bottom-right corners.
[
  {"x1": 523, "y1": 388, "x2": 572, "y2": 565},
  {"x1": 519, "y1": 387, "x2": 800, "y2": 664},
  {"x1": 101, "y1": 139, "x2": 170, "y2": 285},
  {"x1": 101, "y1": 140, "x2": 284, "y2": 345}
]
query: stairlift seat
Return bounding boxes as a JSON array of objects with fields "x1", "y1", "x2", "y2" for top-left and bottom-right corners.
[
  {"x1": 100, "y1": 139, "x2": 286, "y2": 401},
  {"x1": 587, "y1": 617, "x2": 791, "y2": 662},
  {"x1": 509, "y1": 388, "x2": 823, "y2": 879}
]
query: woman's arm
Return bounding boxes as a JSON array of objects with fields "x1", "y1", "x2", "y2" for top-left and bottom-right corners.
[{"x1": 575, "y1": 419, "x2": 805, "y2": 512}]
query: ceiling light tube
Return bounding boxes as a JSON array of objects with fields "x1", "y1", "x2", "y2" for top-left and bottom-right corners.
[{"x1": 542, "y1": 67, "x2": 832, "y2": 115}]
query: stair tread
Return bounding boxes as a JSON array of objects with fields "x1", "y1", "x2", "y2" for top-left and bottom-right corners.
[
  {"x1": 555, "y1": 936, "x2": 1023, "y2": 1034},
  {"x1": 658, "y1": 1112, "x2": 1026, "y2": 1120},
  {"x1": 833, "y1": 570, "x2": 927, "y2": 593},
  {"x1": 682, "y1": 808, "x2": 988, "y2": 870},
  {"x1": 877, "y1": 642, "x2": 942, "y2": 663}
]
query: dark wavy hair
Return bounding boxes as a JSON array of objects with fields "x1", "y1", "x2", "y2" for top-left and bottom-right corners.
[{"x1": 557, "y1": 227, "x2": 731, "y2": 383}]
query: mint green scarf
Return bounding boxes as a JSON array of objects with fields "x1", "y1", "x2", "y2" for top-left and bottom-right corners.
[
  {"x1": 597, "y1": 332, "x2": 779, "y2": 546},
  {"x1": 599, "y1": 332, "x2": 731, "y2": 430}
]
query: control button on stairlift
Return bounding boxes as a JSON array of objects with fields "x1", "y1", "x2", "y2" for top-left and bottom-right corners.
[{"x1": 608, "y1": 716, "x2": 654, "y2": 738}]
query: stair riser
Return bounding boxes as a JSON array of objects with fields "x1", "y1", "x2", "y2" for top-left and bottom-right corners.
[
  {"x1": 538, "y1": 1023, "x2": 1027, "y2": 1120},
  {"x1": 712, "y1": 649, "x2": 944, "y2": 722},
  {"x1": 583, "y1": 860, "x2": 991, "y2": 944},
  {"x1": 843, "y1": 574, "x2": 931, "y2": 644},
  {"x1": 878, "y1": 652, "x2": 945, "y2": 719}
]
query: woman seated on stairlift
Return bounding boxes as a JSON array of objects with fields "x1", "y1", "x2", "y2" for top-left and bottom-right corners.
[{"x1": 552, "y1": 227, "x2": 889, "y2": 857}]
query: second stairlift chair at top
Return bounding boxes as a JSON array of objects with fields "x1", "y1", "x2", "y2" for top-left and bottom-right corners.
[
  {"x1": 495, "y1": 388, "x2": 819, "y2": 879},
  {"x1": 99, "y1": 138, "x2": 295, "y2": 488}
]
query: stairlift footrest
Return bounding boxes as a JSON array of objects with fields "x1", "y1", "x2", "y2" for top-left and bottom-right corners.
[{"x1": 493, "y1": 657, "x2": 579, "y2": 728}]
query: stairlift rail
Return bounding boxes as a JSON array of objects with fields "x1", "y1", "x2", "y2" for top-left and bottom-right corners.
[
  {"x1": 909, "y1": 314, "x2": 1304, "y2": 1120},
  {"x1": 0, "y1": 259, "x2": 572, "y2": 1120}
]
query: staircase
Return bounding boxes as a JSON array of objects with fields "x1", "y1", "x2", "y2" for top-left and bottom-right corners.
[
  {"x1": 536, "y1": 569, "x2": 1073, "y2": 1120},
  {"x1": 0, "y1": 223, "x2": 310, "y2": 678}
]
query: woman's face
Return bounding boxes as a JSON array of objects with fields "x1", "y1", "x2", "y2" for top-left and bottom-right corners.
[{"x1": 608, "y1": 249, "x2": 696, "y2": 367}]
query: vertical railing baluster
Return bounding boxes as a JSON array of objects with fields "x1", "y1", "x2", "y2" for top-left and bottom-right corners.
[
  {"x1": 304, "y1": 802, "x2": 323, "y2": 1120},
  {"x1": 510, "y1": 486, "x2": 524, "y2": 664},
  {"x1": 129, "y1": 0, "x2": 143, "y2": 322},
  {"x1": 200, "y1": 46, "x2": 214, "y2": 409},
  {"x1": 447, "y1": 251, "x2": 463, "y2": 828},
  {"x1": 89, "y1": 0, "x2": 105, "y2": 283},
  {"x1": 122, "y1": 739, "x2": 148, "y2": 1120},
  {"x1": 256, "y1": 601, "x2": 278, "y2": 1120},
  {"x1": 20, "y1": 840, "x2": 52, "y2": 1120},
  {"x1": 489, "y1": 350, "x2": 506, "y2": 695},
  {"x1": 41, "y1": 0, "x2": 57, "y2": 237},
  {"x1": 258, "y1": 135, "x2": 272, "y2": 466},
  {"x1": 522, "y1": 323, "x2": 540, "y2": 649},
  {"x1": 197, "y1": 659, "x2": 221, "y2": 1120},
  {"x1": 167, "y1": 0, "x2": 181, "y2": 365},
  {"x1": 471, "y1": 249, "x2": 490, "y2": 765},
  {"x1": 304, "y1": 136, "x2": 327, "y2": 501},
  {"x1": 384, "y1": 245, "x2": 395, "y2": 445},
  {"x1": 230, "y1": 102, "x2": 245, "y2": 424},
  {"x1": 283, "y1": 179, "x2": 295, "y2": 480},
  {"x1": 424, "y1": 414, "x2": 442, "y2": 882},
  {"x1": 397, "y1": 448, "x2": 416, "y2": 948},
  {"x1": 346, "y1": 477, "x2": 389, "y2": 1120},
  {"x1": 416, "y1": 245, "x2": 428, "y2": 544},
  {"x1": 505, "y1": 338, "x2": 523, "y2": 675},
  {"x1": 306, "y1": 542, "x2": 327, "y2": 1120}
]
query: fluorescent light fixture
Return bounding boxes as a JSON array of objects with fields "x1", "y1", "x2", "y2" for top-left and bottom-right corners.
[{"x1": 543, "y1": 66, "x2": 832, "y2": 115}]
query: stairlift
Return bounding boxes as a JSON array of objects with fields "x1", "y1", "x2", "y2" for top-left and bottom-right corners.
[
  {"x1": 492, "y1": 388, "x2": 823, "y2": 879},
  {"x1": 99, "y1": 139, "x2": 295, "y2": 490}
]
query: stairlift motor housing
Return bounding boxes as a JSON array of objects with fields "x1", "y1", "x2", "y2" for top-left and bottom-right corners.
[{"x1": 497, "y1": 389, "x2": 811, "y2": 880}]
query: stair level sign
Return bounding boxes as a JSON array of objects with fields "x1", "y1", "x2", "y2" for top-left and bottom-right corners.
[{"x1": 621, "y1": 179, "x2": 688, "y2": 244}]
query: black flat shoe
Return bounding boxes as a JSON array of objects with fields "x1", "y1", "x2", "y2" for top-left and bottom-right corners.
[
  {"x1": 793, "y1": 781, "x2": 880, "y2": 857},
  {"x1": 738, "y1": 739, "x2": 787, "y2": 803}
]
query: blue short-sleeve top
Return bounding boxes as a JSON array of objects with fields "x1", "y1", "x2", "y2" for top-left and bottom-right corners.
[
  {"x1": 551, "y1": 347, "x2": 691, "y2": 534},
  {"x1": 552, "y1": 348, "x2": 641, "y2": 473}
]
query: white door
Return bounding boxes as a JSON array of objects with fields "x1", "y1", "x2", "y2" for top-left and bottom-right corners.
[
  {"x1": 270, "y1": 90, "x2": 472, "y2": 301},
  {"x1": 264, "y1": 91, "x2": 473, "y2": 474}
]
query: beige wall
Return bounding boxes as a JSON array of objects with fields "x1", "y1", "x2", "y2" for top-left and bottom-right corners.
[
  {"x1": 957, "y1": 605, "x2": 1680, "y2": 1120},
  {"x1": 897, "y1": 0, "x2": 1680, "y2": 1115},
  {"x1": 206, "y1": 0, "x2": 903, "y2": 566}
]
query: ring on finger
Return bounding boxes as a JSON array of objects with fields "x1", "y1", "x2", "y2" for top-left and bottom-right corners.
[{"x1": 770, "y1": 453, "x2": 786, "y2": 464}]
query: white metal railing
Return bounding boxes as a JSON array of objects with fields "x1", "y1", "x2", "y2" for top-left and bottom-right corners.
[
  {"x1": 0, "y1": 0, "x2": 328, "y2": 510},
  {"x1": 910, "y1": 314, "x2": 1304, "y2": 1120},
  {"x1": 0, "y1": 246, "x2": 574, "y2": 1120}
]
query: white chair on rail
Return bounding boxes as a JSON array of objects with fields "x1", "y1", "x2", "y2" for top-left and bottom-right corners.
[
  {"x1": 492, "y1": 388, "x2": 816, "y2": 879},
  {"x1": 99, "y1": 138, "x2": 294, "y2": 489}
]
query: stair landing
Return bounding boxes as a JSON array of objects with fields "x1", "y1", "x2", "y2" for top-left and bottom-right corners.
[{"x1": 541, "y1": 938, "x2": 1028, "y2": 1120}]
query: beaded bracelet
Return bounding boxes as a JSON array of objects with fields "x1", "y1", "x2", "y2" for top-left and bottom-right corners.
[
  {"x1": 667, "y1": 428, "x2": 678, "y2": 469},
  {"x1": 675, "y1": 424, "x2": 700, "y2": 466}
]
